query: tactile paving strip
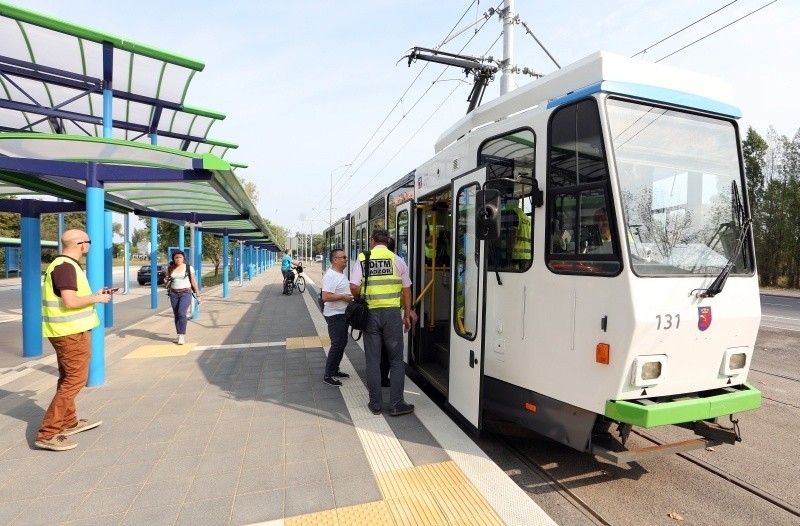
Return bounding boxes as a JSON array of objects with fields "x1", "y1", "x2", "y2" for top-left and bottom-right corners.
[
  {"x1": 285, "y1": 335, "x2": 331, "y2": 349},
  {"x1": 287, "y1": 462, "x2": 502, "y2": 526},
  {"x1": 295, "y1": 287, "x2": 554, "y2": 526},
  {"x1": 122, "y1": 342, "x2": 195, "y2": 359}
]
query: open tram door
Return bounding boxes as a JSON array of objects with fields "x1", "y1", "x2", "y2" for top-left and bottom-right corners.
[
  {"x1": 448, "y1": 167, "x2": 489, "y2": 431},
  {"x1": 394, "y1": 198, "x2": 413, "y2": 362}
]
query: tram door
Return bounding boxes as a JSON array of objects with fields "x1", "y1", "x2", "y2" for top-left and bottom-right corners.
[
  {"x1": 395, "y1": 200, "x2": 413, "y2": 362},
  {"x1": 448, "y1": 168, "x2": 487, "y2": 430}
]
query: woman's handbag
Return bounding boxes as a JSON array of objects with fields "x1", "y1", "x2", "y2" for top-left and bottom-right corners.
[{"x1": 345, "y1": 250, "x2": 370, "y2": 340}]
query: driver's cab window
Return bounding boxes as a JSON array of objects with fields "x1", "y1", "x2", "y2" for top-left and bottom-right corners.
[
  {"x1": 478, "y1": 128, "x2": 535, "y2": 272},
  {"x1": 547, "y1": 99, "x2": 620, "y2": 275}
]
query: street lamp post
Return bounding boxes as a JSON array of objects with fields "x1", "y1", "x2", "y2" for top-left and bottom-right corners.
[{"x1": 330, "y1": 163, "x2": 352, "y2": 226}]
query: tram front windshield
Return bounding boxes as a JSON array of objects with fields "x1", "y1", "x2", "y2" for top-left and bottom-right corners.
[{"x1": 607, "y1": 98, "x2": 753, "y2": 277}]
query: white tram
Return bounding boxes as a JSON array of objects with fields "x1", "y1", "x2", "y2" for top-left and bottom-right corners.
[{"x1": 323, "y1": 51, "x2": 761, "y2": 462}]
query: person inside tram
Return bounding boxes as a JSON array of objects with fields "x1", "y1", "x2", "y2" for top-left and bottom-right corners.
[{"x1": 590, "y1": 207, "x2": 614, "y2": 254}]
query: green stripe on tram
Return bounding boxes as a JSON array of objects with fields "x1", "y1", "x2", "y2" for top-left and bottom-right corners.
[{"x1": 604, "y1": 383, "x2": 762, "y2": 428}]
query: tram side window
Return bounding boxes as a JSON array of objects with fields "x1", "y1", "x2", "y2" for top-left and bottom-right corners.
[
  {"x1": 547, "y1": 100, "x2": 620, "y2": 275},
  {"x1": 397, "y1": 210, "x2": 409, "y2": 260},
  {"x1": 478, "y1": 128, "x2": 535, "y2": 273},
  {"x1": 454, "y1": 183, "x2": 480, "y2": 339}
]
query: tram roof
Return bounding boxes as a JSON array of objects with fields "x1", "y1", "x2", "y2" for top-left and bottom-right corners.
[
  {"x1": 435, "y1": 50, "x2": 741, "y2": 153},
  {"x1": 0, "y1": 3, "x2": 275, "y2": 247}
]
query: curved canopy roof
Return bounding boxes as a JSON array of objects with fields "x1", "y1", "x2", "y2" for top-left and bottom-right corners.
[
  {"x1": 0, "y1": 133, "x2": 275, "y2": 246},
  {"x1": 0, "y1": 3, "x2": 273, "y2": 247},
  {"x1": 0, "y1": 2, "x2": 237, "y2": 157}
]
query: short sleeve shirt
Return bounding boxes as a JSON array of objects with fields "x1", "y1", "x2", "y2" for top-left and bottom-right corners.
[
  {"x1": 50, "y1": 257, "x2": 80, "y2": 297},
  {"x1": 322, "y1": 269, "x2": 350, "y2": 316},
  {"x1": 281, "y1": 254, "x2": 292, "y2": 272}
]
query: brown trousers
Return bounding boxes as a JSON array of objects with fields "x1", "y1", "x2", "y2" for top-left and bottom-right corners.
[{"x1": 37, "y1": 330, "x2": 91, "y2": 441}]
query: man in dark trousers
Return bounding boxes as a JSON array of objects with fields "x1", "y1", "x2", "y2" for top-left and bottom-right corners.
[
  {"x1": 321, "y1": 248, "x2": 353, "y2": 386},
  {"x1": 36, "y1": 229, "x2": 112, "y2": 451},
  {"x1": 350, "y1": 228, "x2": 418, "y2": 416}
]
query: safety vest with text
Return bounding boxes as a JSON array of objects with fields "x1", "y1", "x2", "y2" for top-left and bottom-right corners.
[
  {"x1": 42, "y1": 256, "x2": 100, "y2": 338},
  {"x1": 359, "y1": 246, "x2": 403, "y2": 308}
]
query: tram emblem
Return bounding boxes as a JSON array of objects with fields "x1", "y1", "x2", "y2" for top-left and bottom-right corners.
[{"x1": 697, "y1": 306, "x2": 712, "y2": 331}]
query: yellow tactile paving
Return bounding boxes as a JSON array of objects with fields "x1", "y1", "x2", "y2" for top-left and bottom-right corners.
[
  {"x1": 431, "y1": 485, "x2": 496, "y2": 522},
  {"x1": 286, "y1": 508, "x2": 339, "y2": 526},
  {"x1": 385, "y1": 492, "x2": 448, "y2": 526},
  {"x1": 122, "y1": 343, "x2": 195, "y2": 359},
  {"x1": 376, "y1": 465, "x2": 430, "y2": 499},
  {"x1": 283, "y1": 461, "x2": 504, "y2": 525},
  {"x1": 415, "y1": 462, "x2": 465, "y2": 490},
  {"x1": 286, "y1": 335, "x2": 331, "y2": 349},
  {"x1": 336, "y1": 500, "x2": 395, "y2": 525}
]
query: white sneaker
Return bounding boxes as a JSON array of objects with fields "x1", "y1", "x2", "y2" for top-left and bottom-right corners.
[{"x1": 177, "y1": 335, "x2": 185, "y2": 345}]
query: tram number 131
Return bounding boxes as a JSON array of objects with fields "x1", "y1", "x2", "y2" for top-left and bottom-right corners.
[{"x1": 655, "y1": 314, "x2": 680, "y2": 330}]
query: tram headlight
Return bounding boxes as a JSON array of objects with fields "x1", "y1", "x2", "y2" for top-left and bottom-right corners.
[
  {"x1": 631, "y1": 355, "x2": 667, "y2": 388},
  {"x1": 721, "y1": 347, "x2": 750, "y2": 376}
]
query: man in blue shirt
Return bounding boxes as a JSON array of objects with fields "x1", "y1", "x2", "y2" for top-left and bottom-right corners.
[{"x1": 281, "y1": 248, "x2": 298, "y2": 294}]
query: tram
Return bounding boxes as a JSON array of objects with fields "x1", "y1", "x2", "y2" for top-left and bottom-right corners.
[{"x1": 323, "y1": 51, "x2": 761, "y2": 462}]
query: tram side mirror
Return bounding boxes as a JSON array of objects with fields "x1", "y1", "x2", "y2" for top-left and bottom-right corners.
[{"x1": 476, "y1": 188, "x2": 501, "y2": 241}]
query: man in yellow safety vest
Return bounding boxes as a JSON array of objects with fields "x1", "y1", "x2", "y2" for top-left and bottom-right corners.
[
  {"x1": 350, "y1": 228, "x2": 418, "y2": 416},
  {"x1": 35, "y1": 229, "x2": 113, "y2": 451}
]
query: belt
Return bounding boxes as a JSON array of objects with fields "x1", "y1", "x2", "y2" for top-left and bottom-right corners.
[{"x1": 172, "y1": 287, "x2": 192, "y2": 293}]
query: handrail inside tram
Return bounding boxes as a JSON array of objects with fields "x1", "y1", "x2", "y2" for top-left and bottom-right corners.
[{"x1": 413, "y1": 279, "x2": 435, "y2": 308}]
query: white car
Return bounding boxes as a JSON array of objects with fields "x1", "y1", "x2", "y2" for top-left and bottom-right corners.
[{"x1": 315, "y1": 254, "x2": 323, "y2": 262}]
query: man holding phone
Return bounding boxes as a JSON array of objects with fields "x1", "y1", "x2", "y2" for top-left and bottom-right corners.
[{"x1": 36, "y1": 229, "x2": 113, "y2": 451}]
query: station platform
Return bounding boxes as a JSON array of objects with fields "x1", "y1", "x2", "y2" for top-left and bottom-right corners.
[{"x1": 0, "y1": 265, "x2": 556, "y2": 526}]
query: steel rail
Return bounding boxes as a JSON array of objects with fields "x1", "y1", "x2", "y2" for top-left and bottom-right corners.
[{"x1": 634, "y1": 430, "x2": 800, "y2": 519}]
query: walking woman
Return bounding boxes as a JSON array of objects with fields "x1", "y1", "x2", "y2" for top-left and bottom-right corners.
[{"x1": 167, "y1": 250, "x2": 201, "y2": 344}]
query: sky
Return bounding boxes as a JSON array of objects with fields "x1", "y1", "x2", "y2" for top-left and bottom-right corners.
[{"x1": 7, "y1": 0, "x2": 800, "y2": 236}]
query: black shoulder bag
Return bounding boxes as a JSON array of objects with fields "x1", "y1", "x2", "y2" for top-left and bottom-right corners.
[{"x1": 345, "y1": 250, "x2": 371, "y2": 341}]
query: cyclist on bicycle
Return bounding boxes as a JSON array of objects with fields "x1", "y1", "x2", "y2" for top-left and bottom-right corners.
[{"x1": 281, "y1": 248, "x2": 300, "y2": 295}]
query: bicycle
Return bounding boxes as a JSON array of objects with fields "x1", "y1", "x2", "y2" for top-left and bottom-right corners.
[{"x1": 283, "y1": 264, "x2": 306, "y2": 295}]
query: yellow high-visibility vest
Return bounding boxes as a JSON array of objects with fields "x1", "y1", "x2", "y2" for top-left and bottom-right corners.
[
  {"x1": 509, "y1": 206, "x2": 532, "y2": 260},
  {"x1": 359, "y1": 246, "x2": 403, "y2": 308},
  {"x1": 42, "y1": 256, "x2": 99, "y2": 338}
]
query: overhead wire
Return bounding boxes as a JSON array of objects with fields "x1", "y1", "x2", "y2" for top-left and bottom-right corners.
[
  {"x1": 655, "y1": 0, "x2": 777, "y2": 62},
  {"x1": 307, "y1": 1, "x2": 502, "y2": 225},
  {"x1": 305, "y1": 0, "x2": 482, "y2": 224},
  {"x1": 631, "y1": 0, "x2": 738, "y2": 58},
  {"x1": 334, "y1": 4, "x2": 502, "y2": 214}
]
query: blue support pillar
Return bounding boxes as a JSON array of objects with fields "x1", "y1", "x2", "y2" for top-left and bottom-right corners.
[
  {"x1": 239, "y1": 242, "x2": 244, "y2": 286},
  {"x1": 86, "y1": 180, "x2": 106, "y2": 386},
  {"x1": 223, "y1": 232, "x2": 230, "y2": 299},
  {"x1": 123, "y1": 213, "x2": 130, "y2": 295},
  {"x1": 104, "y1": 210, "x2": 113, "y2": 327},
  {"x1": 178, "y1": 224, "x2": 185, "y2": 251},
  {"x1": 21, "y1": 205, "x2": 42, "y2": 358},
  {"x1": 150, "y1": 217, "x2": 158, "y2": 309},
  {"x1": 192, "y1": 228, "x2": 201, "y2": 320}
]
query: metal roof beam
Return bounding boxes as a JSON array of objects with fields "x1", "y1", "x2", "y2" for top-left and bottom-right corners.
[
  {"x1": 0, "y1": 55, "x2": 100, "y2": 91},
  {"x1": 0, "y1": 198, "x2": 85, "y2": 214},
  {"x1": 96, "y1": 165, "x2": 212, "y2": 183},
  {"x1": 133, "y1": 210, "x2": 247, "y2": 222},
  {"x1": 200, "y1": 228, "x2": 259, "y2": 234}
]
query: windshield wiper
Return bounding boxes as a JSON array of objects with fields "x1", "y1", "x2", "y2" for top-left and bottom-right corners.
[{"x1": 693, "y1": 182, "x2": 750, "y2": 298}]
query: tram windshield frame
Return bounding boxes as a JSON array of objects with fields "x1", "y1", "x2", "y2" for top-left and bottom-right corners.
[{"x1": 606, "y1": 97, "x2": 754, "y2": 277}]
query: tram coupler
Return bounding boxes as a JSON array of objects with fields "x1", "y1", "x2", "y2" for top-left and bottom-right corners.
[{"x1": 679, "y1": 419, "x2": 740, "y2": 444}]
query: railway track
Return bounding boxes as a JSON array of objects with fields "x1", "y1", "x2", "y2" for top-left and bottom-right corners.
[
  {"x1": 499, "y1": 428, "x2": 800, "y2": 525},
  {"x1": 634, "y1": 430, "x2": 800, "y2": 520},
  {"x1": 751, "y1": 367, "x2": 800, "y2": 383},
  {"x1": 500, "y1": 436, "x2": 614, "y2": 526}
]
